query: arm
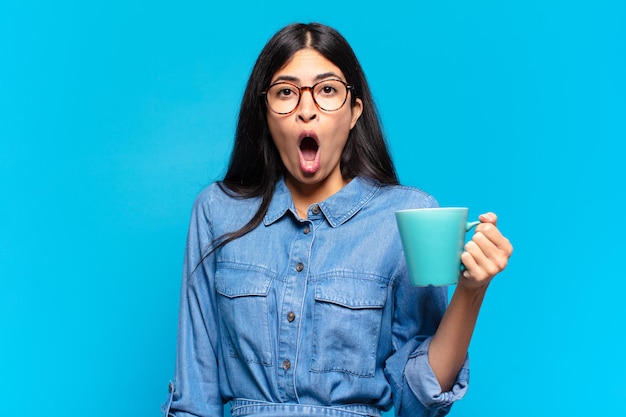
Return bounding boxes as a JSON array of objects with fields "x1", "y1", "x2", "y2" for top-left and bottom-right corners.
[
  {"x1": 428, "y1": 212, "x2": 513, "y2": 391},
  {"x1": 163, "y1": 193, "x2": 224, "y2": 417},
  {"x1": 384, "y1": 275, "x2": 467, "y2": 416}
]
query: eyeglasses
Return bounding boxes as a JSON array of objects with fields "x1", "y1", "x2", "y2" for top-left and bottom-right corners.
[{"x1": 262, "y1": 79, "x2": 354, "y2": 115}]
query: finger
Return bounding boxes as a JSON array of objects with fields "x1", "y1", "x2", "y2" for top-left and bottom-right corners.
[
  {"x1": 475, "y1": 222, "x2": 512, "y2": 253},
  {"x1": 460, "y1": 248, "x2": 480, "y2": 276},
  {"x1": 461, "y1": 240, "x2": 490, "y2": 281},
  {"x1": 464, "y1": 237, "x2": 507, "y2": 280},
  {"x1": 479, "y1": 212, "x2": 498, "y2": 225},
  {"x1": 471, "y1": 231, "x2": 499, "y2": 260}
]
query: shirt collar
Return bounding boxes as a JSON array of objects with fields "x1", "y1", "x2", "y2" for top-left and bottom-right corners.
[{"x1": 263, "y1": 177, "x2": 381, "y2": 227}]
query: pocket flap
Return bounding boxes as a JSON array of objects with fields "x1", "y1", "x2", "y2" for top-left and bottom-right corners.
[
  {"x1": 314, "y1": 278, "x2": 386, "y2": 309},
  {"x1": 216, "y1": 264, "x2": 273, "y2": 298}
]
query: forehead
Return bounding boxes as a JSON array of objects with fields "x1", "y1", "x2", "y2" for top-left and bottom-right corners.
[{"x1": 271, "y1": 49, "x2": 346, "y2": 83}]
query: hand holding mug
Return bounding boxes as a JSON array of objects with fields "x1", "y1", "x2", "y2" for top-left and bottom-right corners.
[{"x1": 459, "y1": 212, "x2": 513, "y2": 290}]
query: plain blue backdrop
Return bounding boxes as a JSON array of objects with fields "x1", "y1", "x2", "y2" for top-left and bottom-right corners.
[{"x1": 1, "y1": 1, "x2": 624, "y2": 416}]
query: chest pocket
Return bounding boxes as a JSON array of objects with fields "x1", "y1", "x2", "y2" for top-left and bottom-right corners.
[
  {"x1": 310, "y1": 277, "x2": 387, "y2": 377},
  {"x1": 216, "y1": 264, "x2": 275, "y2": 366}
]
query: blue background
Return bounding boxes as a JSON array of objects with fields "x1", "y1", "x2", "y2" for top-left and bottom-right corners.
[{"x1": 1, "y1": 1, "x2": 624, "y2": 415}]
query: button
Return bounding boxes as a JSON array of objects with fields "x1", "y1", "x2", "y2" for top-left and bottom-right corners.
[
  {"x1": 168, "y1": 382, "x2": 173, "y2": 393},
  {"x1": 311, "y1": 204, "x2": 321, "y2": 214},
  {"x1": 287, "y1": 312, "x2": 296, "y2": 322},
  {"x1": 282, "y1": 359, "x2": 291, "y2": 370},
  {"x1": 303, "y1": 226, "x2": 310, "y2": 234},
  {"x1": 295, "y1": 262, "x2": 304, "y2": 272}
]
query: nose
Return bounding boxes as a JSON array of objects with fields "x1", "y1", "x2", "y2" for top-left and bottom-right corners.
[{"x1": 297, "y1": 88, "x2": 317, "y2": 122}]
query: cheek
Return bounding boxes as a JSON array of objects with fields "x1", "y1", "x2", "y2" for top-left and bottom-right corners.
[
  {"x1": 327, "y1": 124, "x2": 351, "y2": 155},
  {"x1": 267, "y1": 117, "x2": 287, "y2": 144},
  {"x1": 267, "y1": 117, "x2": 294, "y2": 162},
  {"x1": 332, "y1": 113, "x2": 355, "y2": 140}
]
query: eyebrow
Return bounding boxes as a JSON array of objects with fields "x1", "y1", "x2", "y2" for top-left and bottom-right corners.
[{"x1": 272, "y1": 72, "x2": 344, "y2": 84}]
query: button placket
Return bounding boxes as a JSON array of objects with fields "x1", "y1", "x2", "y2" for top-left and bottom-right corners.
[{"x1": 277, "y1": 216, "x2": 316, "y2": 401}]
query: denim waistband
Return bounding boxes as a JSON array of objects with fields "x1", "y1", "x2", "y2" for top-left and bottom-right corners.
[{"x1": 230, "y1": 399, "x2": 382, "y2": 417}]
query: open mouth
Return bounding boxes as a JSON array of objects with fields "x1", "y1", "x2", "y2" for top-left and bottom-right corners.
[
  {"x1": 298, "y1": 133, "x2": 321, "y2": 174},
  {"x1": 299, "y1": 136, "x2": 319, "y2": 162}
]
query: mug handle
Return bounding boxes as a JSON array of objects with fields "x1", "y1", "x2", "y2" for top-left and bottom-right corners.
[{"x1": 466, "y1": 220, "x2": 481, "y2": 231}]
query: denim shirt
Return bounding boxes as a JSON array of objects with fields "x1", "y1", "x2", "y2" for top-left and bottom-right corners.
[{"x1": 163, "y1": 177, "x2": 469, "y2": 417}]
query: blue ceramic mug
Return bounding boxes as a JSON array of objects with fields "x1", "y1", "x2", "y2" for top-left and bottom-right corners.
[{"x1": 395, "y1": 207, "x2": 480, "y2": 286}]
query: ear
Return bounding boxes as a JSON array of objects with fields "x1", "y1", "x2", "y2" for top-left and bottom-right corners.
[{"x1": 349, "y1": 98, "x2": 363, "y2": 129}]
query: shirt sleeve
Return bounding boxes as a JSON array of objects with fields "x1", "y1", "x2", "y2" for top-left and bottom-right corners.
[
  {"x1": 384, "y1": 276, "x2": 469, "y2": 417},
  {"x1": 162, "y1": 190, "x2": 224, "y2": 417}
]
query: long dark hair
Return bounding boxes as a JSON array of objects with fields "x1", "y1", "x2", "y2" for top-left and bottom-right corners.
[{"x1": 211, "y1": 22, "x2": 398, "y2": 254}]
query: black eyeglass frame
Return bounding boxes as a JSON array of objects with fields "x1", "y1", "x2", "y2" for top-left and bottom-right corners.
[{"x1": 261, "y1": 79, "x2": 355, "y2": 115}]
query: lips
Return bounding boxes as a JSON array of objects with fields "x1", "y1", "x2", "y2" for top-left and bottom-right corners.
[{"x1": 298, "y1": 131, "x2": 320, "y2": 174}]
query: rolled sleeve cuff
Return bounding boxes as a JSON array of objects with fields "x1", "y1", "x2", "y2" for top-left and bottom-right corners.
[
  {"x1": 405, "y1": 337, "x2": 470, "y2": 409},
  {"x1": 161, "y1": 380, "x2": 224, "y2": 417}
]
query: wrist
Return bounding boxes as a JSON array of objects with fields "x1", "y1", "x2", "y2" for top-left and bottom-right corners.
[{"x1": 453, "y1": 281, "x2": 488, "y2": 305}]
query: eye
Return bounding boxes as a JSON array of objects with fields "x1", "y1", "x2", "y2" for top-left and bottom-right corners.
[
  {"x1": 278, "y1": 88, "x2": 294, "y2": 97},
  {"x1": 271, "y1": 83, "x2": 299, "y2": 100},
  {"x1": 316, "y1": 81, "x2": 340, "y2": 97}
]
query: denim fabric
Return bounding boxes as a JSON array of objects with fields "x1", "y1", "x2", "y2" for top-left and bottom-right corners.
[{"x1": 163, "y1": 177, "x2": 469, "y2": 417}]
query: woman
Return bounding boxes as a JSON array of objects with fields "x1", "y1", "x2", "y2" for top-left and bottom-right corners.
[{"x1": 163, "y1": 22, "x2": 512, "y2": 417}]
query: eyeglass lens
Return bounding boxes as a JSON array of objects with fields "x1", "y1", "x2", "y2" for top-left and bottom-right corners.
[{"x1": 265, "y1": 80, "x2": 349, "y2": 114}]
